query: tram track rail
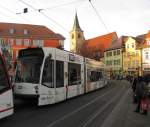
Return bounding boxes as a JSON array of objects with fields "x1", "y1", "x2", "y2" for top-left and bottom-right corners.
[{"x1": 45, "y1": 81, "x2": 129, "y2": 127}]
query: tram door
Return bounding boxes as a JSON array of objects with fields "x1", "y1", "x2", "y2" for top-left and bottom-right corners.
[
  {"x1": 55, "y1": 60, "x2": 66, "y2": 103},
  {"x1": 38, "y1": 57, "x2": 56, "y2": 106},
  {"x1": 67, "y1": 63, "x2": 83, "y2": 98},
  {"x1": 38, "y1": 54, "x2": 67, "y2": 105}
]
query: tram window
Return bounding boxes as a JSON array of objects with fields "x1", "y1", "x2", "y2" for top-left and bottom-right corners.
[
  {"x1": 87, "y1": 69, "x2": 91, "y2": 82},
  {"x1": 0, "y1": 58, "x2": 9, "y2": 92},
  {"x1": 68, "y1": 63, "x2": 81, "y2": 85},
  {"x1": 89, "y1": 71, "x2": 103, "y2": 82},
  {"x1": 97, "y1": 72, "x2": 103, "y2": 80},
  {"x1": 42, "y1": 57, "x2": 54, "y2": 88},
  {"x1": 56, "y1": 61, "x2": 64, "y2": 88},
  {"x1": 90, "y1": 71, "x2": 96, "y2": 82},
  {"x1": 15, "y1": 57, "x2": 42, "y2": 83}
]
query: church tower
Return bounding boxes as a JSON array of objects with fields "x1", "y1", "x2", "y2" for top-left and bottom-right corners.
[{"x1": 70, "y1": 13, "x2": 85, "y2": 54}]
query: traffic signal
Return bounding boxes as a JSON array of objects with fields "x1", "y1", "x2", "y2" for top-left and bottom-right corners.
[{"x1": 24, "y1": 8, "x2": 28, "y2": 13}]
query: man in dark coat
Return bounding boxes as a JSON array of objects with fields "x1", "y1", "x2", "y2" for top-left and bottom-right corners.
[
  {"x1": 134, "y1": 76, "x2": 147, "y2": 112},
  {"x1": 132, "y1": 77, "x2": 138, "y2": 93}
]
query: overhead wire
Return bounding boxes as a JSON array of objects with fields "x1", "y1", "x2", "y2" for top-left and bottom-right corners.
[
  {"x1": 18, "y1": 0, "x2": 87, "y2": 33},
  {"x1": 18, "y1": 0, "x2": 70, "y2": 33},
  {"x1": 89, "y1": 0, "x2": 109, "y2": 33},
  {"x1": 42, "y1": 0, "x2": 85, "y2": 11}
]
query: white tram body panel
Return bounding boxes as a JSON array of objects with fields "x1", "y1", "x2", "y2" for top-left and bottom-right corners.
[
  {"x1": 0, "y1": 90, "x2": 13, "y2": 119},
  {"x1": 84, "y1": 58, "x2": 106, "y2": 93},
  {"x1": 14, "y1": 83, "x2": 38, "y2": 97},
  {"x1": 38, "y1": 48, "x2": 84, "y2": 105}
]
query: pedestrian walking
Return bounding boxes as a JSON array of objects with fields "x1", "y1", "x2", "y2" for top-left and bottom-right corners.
[
  {"x1": 134, "y1": 76, "x2": 148, "y2": 114},
  {"x1": 132, "y1": 77, "x2": 138, "y2": 93},
  {"x1": 132, "y1": 76, "x2": 139, "y2": 103}
]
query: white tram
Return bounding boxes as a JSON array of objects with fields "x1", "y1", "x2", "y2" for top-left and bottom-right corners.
[
  {"x1": 14, "y1": 47, "x2": 107, "y2": 106},
  {"x1": 0, "y1": 49, "x2": 13, "y2": 119}
]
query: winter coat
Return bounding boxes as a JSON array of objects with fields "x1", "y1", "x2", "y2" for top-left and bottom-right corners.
[{"x1": 135, "y1": 81, "x2": 148, "y2": 98}]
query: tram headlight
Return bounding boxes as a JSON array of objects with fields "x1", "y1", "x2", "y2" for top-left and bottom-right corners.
[{"x1": 34, "y1": 86, "x2": 38, "y2": 94}]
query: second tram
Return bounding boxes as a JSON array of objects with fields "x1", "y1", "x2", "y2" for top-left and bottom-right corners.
[{"x1": 0, "y1": 48, "x2": 13, "y2": 119}]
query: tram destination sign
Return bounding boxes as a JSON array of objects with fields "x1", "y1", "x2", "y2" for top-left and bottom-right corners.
[{"x1": 19, "y1": 48, "x2": 44, "y2": 58}]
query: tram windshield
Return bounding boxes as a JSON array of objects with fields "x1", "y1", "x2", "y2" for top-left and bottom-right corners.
[
  {"x1": 0, "y1": 56, "x2": 9, "y2": 91},
  {"x1": 15, "y1": 56, "x2": 43, "y2": 83}
]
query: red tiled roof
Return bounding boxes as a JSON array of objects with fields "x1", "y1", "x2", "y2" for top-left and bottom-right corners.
[
  {"x1": 84, "y1": 32, "x2": 118, "y2": 49},
  {"x1": 135, "y1": 34, "x2": 146, "y2": 43},
  {"x1": 106, "y1": 36, "x2": 123, "y2": 51},
  {"x1": 0, "y1": 22, "x2": 65, "y2": 40},
  {"x1": 146, "y1": 30, "x2": 150, "y2": 39}
]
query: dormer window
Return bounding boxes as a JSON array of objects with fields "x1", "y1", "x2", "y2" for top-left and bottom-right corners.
[
  {"x1": 24, "y1": 29, "x2": 28, "y2": 35},
  {"x1": 9, "y1": 28, "x2": 14, "y2": 34}
]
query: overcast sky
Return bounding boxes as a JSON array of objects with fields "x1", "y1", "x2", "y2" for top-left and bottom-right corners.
[{"x1": 0, "y1": 0, "x2": 150, "y2": 50}]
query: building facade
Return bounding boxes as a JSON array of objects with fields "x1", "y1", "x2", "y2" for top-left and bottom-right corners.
[
  {"x1": 142, "y1": 31, "x2": 150, "y2": 75},
  {"x1": 104, "y1": 37, "x2": 123, "y2": 79},
  {"x1": 0, "y1": 22, "x2": 65, "y2": 66},
  {"x1": 104, "y1": 36, "x2": 142, "y2": 78},
  {"x1": 123, "y1": 36, "x2": 142, "y2": 77}
]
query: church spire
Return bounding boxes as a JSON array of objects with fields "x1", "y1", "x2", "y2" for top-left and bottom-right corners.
[{"x1": 72, "y1": 13, "x2": 82, "y2": 31}]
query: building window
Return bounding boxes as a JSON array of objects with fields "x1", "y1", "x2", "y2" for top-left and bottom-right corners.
[
  {"x1": 8, "y1": 39, "x2": 14, "y2": 46},
  {"x1": 106, "y1": 60, "x2": 112, "y2": 66},
  {"x1": 24, "y1": 29, "x2": 28, "y2": 35},
  {"x1": 106, "y1": 52, "x2": 109, "y2": 57},
  {"x1": 127, "y1": 44, "x2": 129, "y2": 48},
  {"x1": 132, "y1": 52, "x2": 135, "y2": 57},
  {"x1": 117, "y1": 50, "x2": 120, "y2": 55},
  {"x1": 16, "y1": 39, "x2": 22, "y2": 46},
  {"x1": 132, "y1": 43, "x2": 134, "y2": 48},
  {"x1": 128, "y1": 61, "x2": 131, "y2": 66},
  {"x1": 9, "y1": 28, "x2": 14, "y2": 34},
  {"x1": 113, "y1": 51, "x2": 117, "y2": 56},
  {"x1": 114, "y1": 59, "x2": 120, "y2": 65},
  {"x1": 136, "y1": 51, "x2": 138, "y2": 56},
  {"x1": 108, "y1": 51, "x2": 112, "y2": 56},
  {"x1": 59, "y1": 40, "x2": 64, "y2": 48},
  {"x1": 33, "y1": 40, "x2": 43, "y2": 47},
  {"x1": 106, "y1": 51, "x2": 113, "y2": 57},
  {"x1": 23, "y1": 39, "x2": 30, "y2": 46},
  {"x1": 147, "y1": 39, "x2": 150, "y2": 46},
  {"x1": 145, "y1": 52, "x2": 149, "y2": 60}
]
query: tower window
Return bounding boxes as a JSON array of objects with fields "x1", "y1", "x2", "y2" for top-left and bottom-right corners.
[
  {"x1": 72, "y1": 34, "x2": 74, "y2": 39},
  {"x1": 78, "y1": 33, "x2": 81, "y2": 38}
]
